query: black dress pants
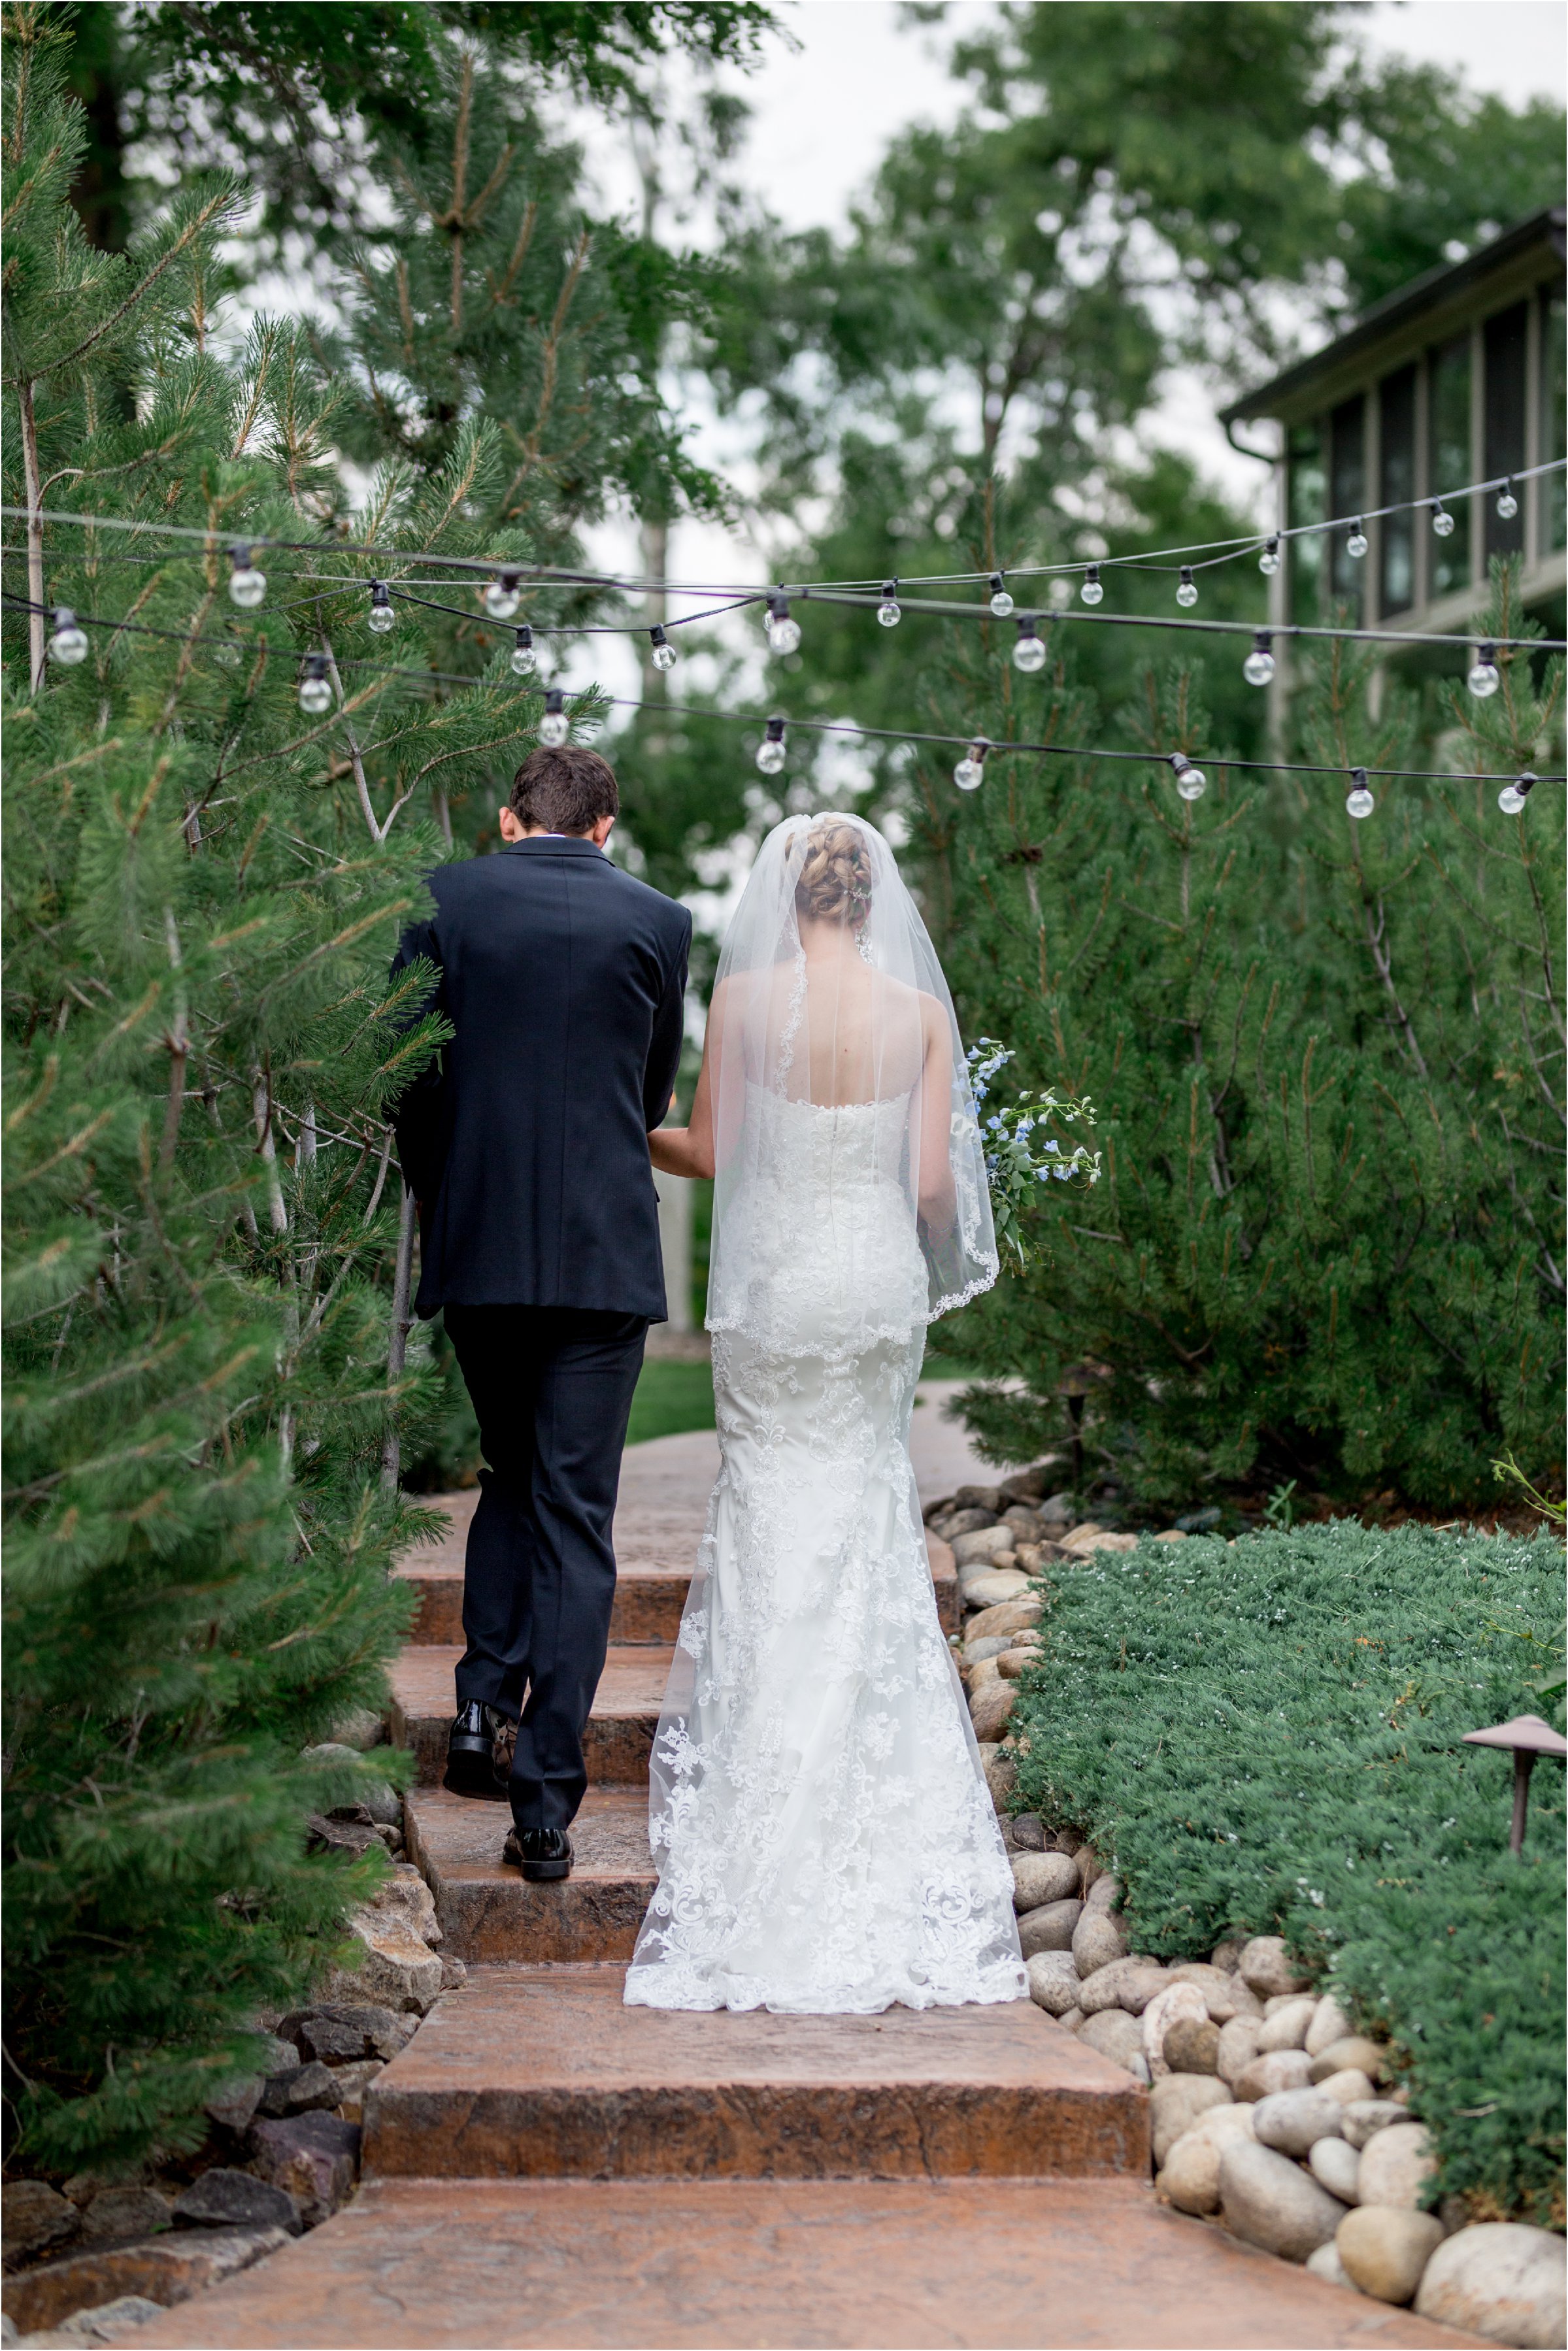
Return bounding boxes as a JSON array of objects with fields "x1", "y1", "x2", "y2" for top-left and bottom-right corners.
[{"x1": 443, "y1": 1304, "x2": 647, "y2": 1832}]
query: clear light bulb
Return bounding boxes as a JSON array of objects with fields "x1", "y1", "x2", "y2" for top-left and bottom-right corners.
[
  {"x1": 297, "y1": 657, "x2": 333, "y2": 715},
  {"x1": 988, "y1": 573, "x2": 1014, "y2": 618},
  {"x1": 510, "y1": 625, "x2": 535, "y2": 675},
  {"x1": 538, "y1": 689, "x2": 569, "y2": 747},
  {"x1": 1243, "y1": 632, "x2": 1275, "y2": 687},
  {"x1": 1012, "y1": 617, "x2": 1046, "y2": 673},
  {"x1": 1170, "y1": 752, "x2": 1205, "y2": 801},
  {"x1": 1345, "y1": 770, "x2": 1375, "y2": 820},
  {"x1": 367, "y1": 582, "x2": 394, "y2": 634},
  {"x1": 1176, "y1": 566, "x2": 1198, "y2": 608},
  {"x1": 1259, "y1": 536, "x2": 1281, "y2": 576},
  {"x1": 650, "y1": 624, "x2": 676, "y2": 673},
  {"x1": 483, "y1": 571, "x2": 522, "y2": 620},
  {"x1": 1466, "y1": 644, "x2": 1500, "y2": 699},
  {"x1": 1080, "y1": 564, "x2": 1103, "y2": 605},
  {"x1": 1498, "y1": 771, "x2": 1535, "y2": 816},
  {"x1": 878, "y1": 580, "x2": 901, "y2": 627},
  {"x1": 1346, "y1": 519, "x2": 1368, "y2": 560},
  {"x1": 1496, "y1": 480, "x2": 1518, "y2": 521},
  {"x1": 756, "y1": 718, "x2": 786, "y2": 775},
  {"x1": 48, "y1": 607, "x2": 88, "y2": 664},
  {"x1": 1431, "y1": 501, "x2": 1455, "y2": 539},
  {"x1": 954, "y1": 742, "x2": 988, "y2": 792},
  {"x1": 765, "y1": 595, "x2": 801, "y2": 656},
  {"x1": 227, "y1": 545, "x2": 267, "y2": 609}
]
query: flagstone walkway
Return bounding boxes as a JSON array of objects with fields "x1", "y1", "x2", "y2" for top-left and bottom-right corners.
[{"x1": 139, "y1": 1393, "x2": 1481, "y2": 2349}]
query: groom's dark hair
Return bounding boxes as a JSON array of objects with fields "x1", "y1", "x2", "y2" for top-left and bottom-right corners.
[{"x1": 509, "y1": 746, "x2": 620, "y2": 836}]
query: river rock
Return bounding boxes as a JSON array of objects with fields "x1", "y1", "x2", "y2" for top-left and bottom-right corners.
[
  {"x1": 1025, "y1": 1952, "x2": 1082, "y2": 2017},
  {"x1": 1071, "y1": 1908, "x2": 1127, "y2": 1976},
  {"x1": 1257, "y1": 1997, "x2": 1316, "y2": 2053},
  {"x1": 1305, "y1": 1994, "x2": 1354, "y2": 2057},
  {"x1": 1317, "y1": 2067, "x2": 1377, "y2": 2107},
  {"x1": 1233, "y1": 2048, "x2": 1314, "y2": 2103},
  {"x1": 1238, "y1": 1936, "x2": 1309, "y2": 1999},
  {"x1": 1011, "y1": 1851, "x2": 1078, "y2": 1912},
  {"x1": 1158, "y1": 2104, "x2": 1257, "y2": 2214},
  {"x1": 1341, "y1": 2099, "x2": 1412, "y2": 2150},
  {"x1": 171, "y1": 2172, "x2": 301, "y2": 2237},
  {"x1": 1164, "y1": 2016, "x2": 1222, "y2": 2075},
  {"x1": 3, "y1": 2182, "x2": 80, "y2": 2266},
  {"x1": 1064, "y1": 1529, "x2": 1139, "y2": 1555},
  {"x1": 1079, "y1": 2009, "x2": 1144, "y2": 2071},
  {"x1": 965, "y1": 1571, "x2": 1032, "y2": 1613},
  {"x1": 1141, "y1": 1982, "x2": 1210, "y2": 2079},
  {"x1": 1210, "y1": 1939, "x2": 1244, "y2": 1973},
  {"x1": 1252, "y1": 2088, "x2": 1344, "y2": 2159},
  {"x1": 1309, "y1": 2137, "x2": 1361, "y2": 2203},
  {"x1": 1218, "y1": 2141, "x2": 1348, "y2": 2262},
  {"x1": 1309, "y1": 2037, "x2": 1386, "y2": 2086},
  {"x1": 969, "y1": 1680, "x2": 1018, "y2": 1740},
  {"x1": 963, "y1": 1635, "x2": 1012, "y2": 1665},
  {"x1": 964, "y1": 1599, "x2": 1043, "y2": 1642},
  {"x1": 1337, "y1": 2207, "x2": 1443, "y2": 2305},
  {"x1": 953, "y1": 1482, "x2": 1005, "y2": 1512},
  {"x1": 1084, "y1": 1873, "x2": 1122, "y2": 1913},
  {"x1": 934, "y1": 1508, "x2": 999, "y2": 1542},
  {"x1": 1305, "y1": 2241, "x2": 1356, "y2": 2290},
  {"x1": 1356, "y1": 2122, "x2": 1435, "y2": 2210},
  {"x1": 1166, "y1": 1963, "x2": 1261, "y2": 2024},
  {"x1": 1073, "y1": 1844, "x2": 1103, "y2": 1896},
  {"x1": 1018, "y1": 1900, "x2": 1082, "y2": 1957},
  {"x1": 1076, "y1": 1958, "x2": 1166, "y2": 2016},
  {"x1": 981, "y1": 1748, "x2": 1018, "y2": 1808},
  {"x1": 1007, "y1": 1811, "x2": 1045, "y2": 1849},
  {"x1": 1414, "y1": 2222, "x2": 1568, "y2": 2348},
  {"x1": 952, "y1": 1526, "x2": 1016, "y2": 1568},
  {"x1": 1216, "y1": 2016, "x2": 1263, "y2": 2086},
  {"x1": 1150, "y1": 2073, "x2": 1232, "y2": 2166},
  {"x1": 997, "y1": 1648, "x2": 1041, "y2": 1680},
  {"x1": 1058, "y1": 2006, "x2": 1084, "y2": 2032}
]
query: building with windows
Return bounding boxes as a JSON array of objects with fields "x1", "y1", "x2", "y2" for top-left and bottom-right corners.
[{"x1": 1222, "y1": 208, "x2": 1565, "y2": 695}]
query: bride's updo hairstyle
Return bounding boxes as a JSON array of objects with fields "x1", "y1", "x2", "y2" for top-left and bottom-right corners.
[{"x1": 793, "y1": 815, "x2": 875, "y2": 926}]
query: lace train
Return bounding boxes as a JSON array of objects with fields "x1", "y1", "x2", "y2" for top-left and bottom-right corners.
[{"x1": 624, "y1": 1326, "x2": 1027, "y2": 2015}]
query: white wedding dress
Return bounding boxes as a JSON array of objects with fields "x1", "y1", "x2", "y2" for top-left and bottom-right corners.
[{"x1": 623, "y1": 824, "x2": 1027, "y2": 2014}]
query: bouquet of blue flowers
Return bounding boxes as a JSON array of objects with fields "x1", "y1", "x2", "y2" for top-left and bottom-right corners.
[{"x1": 967, "y1": 1040, "x2": 1100, "y2": 1267}]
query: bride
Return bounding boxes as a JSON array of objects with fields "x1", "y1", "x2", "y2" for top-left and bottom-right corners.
[{"x1": 624, "y1": 812, "x2": 1026, "y2": 2016}]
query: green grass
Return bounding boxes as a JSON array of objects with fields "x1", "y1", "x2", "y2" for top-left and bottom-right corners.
[
  {"x1": 627, "y1": 1357, "x2": 716, "y2": 1446},
  {"x1": 1007, "y1": 1521, "x2": 1565, "y2": 2223}
]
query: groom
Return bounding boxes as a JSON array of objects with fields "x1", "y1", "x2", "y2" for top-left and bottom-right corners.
[{"x1": 390, "y1": 744, "x2": 692, "y2": 1882}]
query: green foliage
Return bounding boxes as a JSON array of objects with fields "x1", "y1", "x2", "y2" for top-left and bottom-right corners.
[
  {"x1": 967, "y1": 1039, "x2": 1100, "y2": 1269},
  {"x1": 626, "y1": 1358, "x2": 718, "y2": 1448},
  {"x1": 1006, "y1": 1521, "x2": 1565, "y2": 2222},
  {"x1": 910, "y1": 566, "x2": 1564, "y2": 1512}
]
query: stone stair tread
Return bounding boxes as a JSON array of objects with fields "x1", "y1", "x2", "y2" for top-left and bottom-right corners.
[
  {"x1": 127, "y1": 2176, "x2": 1488, "y2": 2349},
  {"x1": 405, "y1": 1790, "x2": 654, "y2": 1967},
  {"x1": 392, "y1": 1644, "x2": 672, "y2": 1720},
  {"x1": 360, "y1": 1962, "x2": 1150, "y2": 2181},
  {"x1": 410, "y1": 1785, "x2": 651, "y2": 1878}
]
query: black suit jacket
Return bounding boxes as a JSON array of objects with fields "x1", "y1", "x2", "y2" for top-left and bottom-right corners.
[{"x1": 390, "y1": 837, "x2": 692, "y2": 1322}]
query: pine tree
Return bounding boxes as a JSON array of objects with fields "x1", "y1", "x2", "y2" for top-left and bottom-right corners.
[
  {"x1": 0, "y1": 10, "x2": 545, "y2": 2170},
  {"x1": 913, "y1": 573, "x2": 1564, "y2": 1512}
]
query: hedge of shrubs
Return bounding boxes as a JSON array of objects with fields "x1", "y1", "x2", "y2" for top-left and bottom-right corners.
[{"x1": 1007, "y1": 1520, "x2": 1565, "y2": 2224}]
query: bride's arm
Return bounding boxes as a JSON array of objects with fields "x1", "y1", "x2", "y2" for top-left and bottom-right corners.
[
  {"x1": 916, "y1": 999, "x2": 957, "y2": 1235},
  {"x1": 648, "y1": 991, "x2": 721, "y2": 1180}
]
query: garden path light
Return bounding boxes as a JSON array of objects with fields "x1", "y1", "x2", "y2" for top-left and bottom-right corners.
[{"x1": 1461, "y1": 1715, "x2": 1567, "y2": 1856}]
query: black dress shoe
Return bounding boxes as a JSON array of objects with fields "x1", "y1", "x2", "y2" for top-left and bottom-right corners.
[
  {"x1": 442, "y1": 1701, "x2": 512, "y2": 1801},
  {"x1": 503, "y1": 1826, "x2": 573, "y2": 1882}
]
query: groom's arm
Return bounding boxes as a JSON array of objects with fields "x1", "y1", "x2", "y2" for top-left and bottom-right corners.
[{"x1": 642, "y1": 910, "x2": 692, "y2": 1135}]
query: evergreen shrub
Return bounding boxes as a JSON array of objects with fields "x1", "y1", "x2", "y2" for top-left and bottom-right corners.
[{"x1": 1007, "y1": 1520, "x2": 1565, "y2": 2222}]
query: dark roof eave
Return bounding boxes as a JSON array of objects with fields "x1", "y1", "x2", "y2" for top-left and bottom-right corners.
[{"x1": 1220, "y1": 206, "x2": 1567, "y2": 427}]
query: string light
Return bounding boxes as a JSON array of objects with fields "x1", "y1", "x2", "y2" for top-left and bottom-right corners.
[
  {"x1": 1346, "y1": 768, "x2": 1375, "y2": 820},
  {"x1": 367, "y1": 581, "x2": 394, "y2": 635},
  {"x1": 1080, "y1": 564, "x2": 1103, "y2": 606},
  {"x1": 1498, "y1": 771, "x2": 1535, "y2": 815},
  {"x1": 650, "y1": 624, "x2": 676, "y2": 673},
  {"x1": 988, "y1": 573, "x2": 1014, "y2": 618},
  {"x1": 538, "y1": 686, "x2": 569, "y2": 746},
  {"x1": 1169, "y1": 752, "x2": 1205, "y2": 801},
  {"x1": 765, "y1": 592, "x2": 801, "y2": 656},
  {"x1": 482, "y1": 571, "x2": 522, "y2": 620},
  {"x1": 1346, "y1": 518, "x2": 1368, "y2": 561},
  {"x1": 756, "y1": 715, "x2": 787, "y2": 775},
  {"x1": 1496, "y1": 480, "x2": 1519, "y2": 522},
  {"x1": 297, "y1": 653, "x2": 333, "y2": 714},
  {"x1": 1012, "y1": 615, "x2": 1047, "y2": 673},
  {"x1": 227, "y1": 544, "x2": 267, "y2": 609},
  {"x1": 1243, "y1": 631, "x2": 1275, "y2": 687},
  {"x1": 1176, "y1": 565, "x2": 1198, "y2": 609},
  {"x1": 1259, "y1": 537, "x2": 1281, "y2": 576},
  {"x1": 1431, "y1": 501, "x2": 1456, "y2": 539},
  {"x1": 47, "y1": 606, "x2": 88, "y2": 663},
  {"x1": 878, "y1": 580, "x2": 901, "y2": 627},
  {"x1": 954, "y1": 738, "x2": 989, "y2": 791},
  {"x1": 510, "y1": 625, "x2": 535, "y2": 675},
  {"x1": 1466, "y1": 642, "x2": 1501, "y2": 698}
]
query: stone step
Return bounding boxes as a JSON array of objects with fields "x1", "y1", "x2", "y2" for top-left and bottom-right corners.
[
  {"x1": 360, "y1": 1962, "x2": 1149, "y2": 2184},
  {"x1": 129, "y1": 2175, "x2": 1489, "y2": 2350},
  {"x1": 405, "y1": 1785, "x2": 654, "y2": 1965},
  {"x1": 390, "y1": 1646, "x2": 669, "y2": 1790},
  {"x1": 395, "y1": 1557, "x2": 693, "y2": 1649}
]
